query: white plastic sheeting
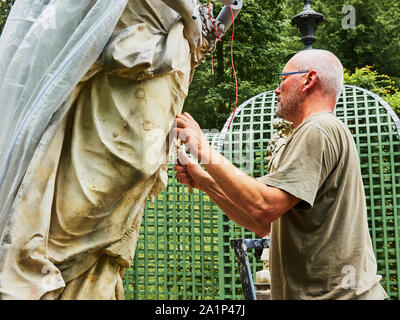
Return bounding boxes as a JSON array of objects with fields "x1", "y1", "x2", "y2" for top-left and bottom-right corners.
[{"x1": 0, "y1": 0, "x2": 128, "y2": 240}]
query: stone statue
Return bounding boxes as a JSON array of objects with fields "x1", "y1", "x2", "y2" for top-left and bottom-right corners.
[
  {"x1": 255, "y1": 116, "x2": 293, "y2": 299},
  {"x1": 0, "y1": 0, "x2": 222, "y2": 300},
  {"x1": 265, "y1": 117, "x2": 294, "y2": 174}
]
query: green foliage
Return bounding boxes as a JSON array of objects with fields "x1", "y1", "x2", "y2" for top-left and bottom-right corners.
[
  {"x1": 184, "y1": 0, "x2": 288, "y2": 129},
  {"x1": 187, "y1": 0, "x2": 400, "y2": 129},
  {"x1": 344, "y1": 66, "x2": 400, "y2": 114},
  {"x1": 283, "y1": 0, "x2": 400, "y2": 79},
  {"x1": 1, "y1": 0, "x2": 400, "y2": 126},
  {"x1": 0, "y1": 0, "x2": 14, "y2": 35},
  {"x1": 385, "y1": 92, "x2": 400, "y2": 115}
]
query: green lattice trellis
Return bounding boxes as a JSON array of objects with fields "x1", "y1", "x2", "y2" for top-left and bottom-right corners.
[
  {"x1": 123, "y1": 133, "x2": 225, "y2": 300},
  {"x1": 123, "y1": 85, "x2": 400, "y2": 300}
]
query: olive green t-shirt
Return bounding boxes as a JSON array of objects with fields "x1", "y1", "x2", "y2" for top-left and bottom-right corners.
[{"x1": 258, "y1": 111, "x2": 388, "y2": 300}]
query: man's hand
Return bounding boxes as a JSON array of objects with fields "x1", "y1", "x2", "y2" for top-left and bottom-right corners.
[
  {"x1": 174, "y1": 113, "x2": 213, "y2": 164},
  {"x1": 174, "y1": 149, "x2": 211, "y2": 193}
]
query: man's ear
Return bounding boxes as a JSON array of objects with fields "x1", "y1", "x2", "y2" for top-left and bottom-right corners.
[{"x1": 303, "y1": 70, "x2": 318, "y2": 93}]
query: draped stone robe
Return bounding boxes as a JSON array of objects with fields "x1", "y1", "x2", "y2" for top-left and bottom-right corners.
[{"x1": 0, "y1": 0, "x2": 196, "y2": 300}]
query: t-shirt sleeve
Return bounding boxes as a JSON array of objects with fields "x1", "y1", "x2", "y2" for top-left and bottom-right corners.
[{"x1": 257, "y1": 124, "x2": 336, "y2": 209}]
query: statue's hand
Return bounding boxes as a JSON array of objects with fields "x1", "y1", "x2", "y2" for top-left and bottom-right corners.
[
  {"x1": 160, "y1": 0, "x2": 204, "y2": 65},
  {"x1": 182, "y1": 12, "x2": 203, "y2": 65}
]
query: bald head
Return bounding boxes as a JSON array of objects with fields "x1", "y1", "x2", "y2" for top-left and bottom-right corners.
[{"x1": 288, "y1": 49, "x2": 344, "y2": 102}]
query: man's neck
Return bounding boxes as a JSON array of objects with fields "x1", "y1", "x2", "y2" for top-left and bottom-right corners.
[{"x1": 292, "y1": 97, "x2": 336, "y2": 128}]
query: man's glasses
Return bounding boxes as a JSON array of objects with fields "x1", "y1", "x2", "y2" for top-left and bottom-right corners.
[{"x1": 277, "y1": 70, "x2": 309, "y2": 89}]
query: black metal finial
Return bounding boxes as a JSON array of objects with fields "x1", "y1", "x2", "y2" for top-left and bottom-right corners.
[{"x1": 291, "y1": 0, "x2": 325, "y2": 49}]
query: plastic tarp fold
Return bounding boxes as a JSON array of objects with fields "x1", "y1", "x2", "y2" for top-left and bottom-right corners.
[{"x1": 0, "y1": 0, "x2": 129, "y2": 240}]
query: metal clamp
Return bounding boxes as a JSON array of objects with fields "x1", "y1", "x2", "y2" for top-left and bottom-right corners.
[
  {"x1": 230, "y1": 238, "x2": 270, "y2": 300},
  {"x1": 216, "y1": 0, "x2": 243, "y2": 35}
]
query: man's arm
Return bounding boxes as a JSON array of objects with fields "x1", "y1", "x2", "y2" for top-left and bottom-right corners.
[
  {"x1": 204, "y1": 149, "x2": 300, "y2": 235},
  {"x1": 174, "y1": 116, "x2": 301, "y2": 236},
  {"x1": 202, "y1": 175, "x2": 272, "y2": 237},
  {"x1": 175, "y1": 152, "x2": 270, "y2": 236}
]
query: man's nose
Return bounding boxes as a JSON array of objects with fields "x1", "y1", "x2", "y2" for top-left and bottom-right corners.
[{"x1": 274, "y1": 87, "x2": 281, "y2": 96}]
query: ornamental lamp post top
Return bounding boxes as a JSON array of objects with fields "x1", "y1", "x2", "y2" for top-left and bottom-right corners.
[{"x1": 291, "y1": 0, "x2": 325, "y2": 49}]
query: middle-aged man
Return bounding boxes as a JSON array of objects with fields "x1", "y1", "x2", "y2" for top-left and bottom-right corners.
[{"x1": 174, "y1": 49, "x2": 388, "y2": 300}]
